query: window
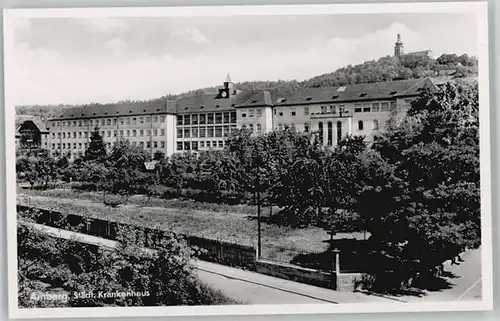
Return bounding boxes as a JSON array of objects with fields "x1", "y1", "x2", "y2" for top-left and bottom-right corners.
[
  {"x1": 223, "y1": 126, "x2": 230, "y2": 137},
  {"x1": 199, "y1": 114, "x2": 206, "y2": 124},
  {"x1": 200, "y1": 141, "x2": 205, "y2": 148},
  {"x1": 101, "y1": 119, "x2": 105, "y2": 126},
  {"x1": 126, "y1": 118, "x2": 130, "y2": 125},
  {"x1": 127, "y1": 130, "x2": 130, "y2": 137},
  {"x1": 192, "y1": 141, "x2": 198, "y2": 150},
  {"x1": 390, "y1": 101, "x2": 396, "y2": 110},
  {"x1": 177, "y1": 142, "x2": 183, "y2": 151},
  {"x1": 230, "y1": 111, "x2": 237, "y2": 123},
  {"x1": 52, "y1": 133, "x2": 55, "y2": 139},
  {"x1": 304, "y1": 107, "x2": 309, "y2": 116},
  {"x1": 373, "y1": 120, "x2": 379, "y2": 130},
  {"x1": 113, "y1": 119, "x2": 117, "y2": 125},
  {"x1": 249, "y1": 124, "x2": 254, "y2": 132},
  {"x1": 73, "y1": 143, "x2": 77, "y2": 149},
  {"x1": 139, "y1": 142, "x2": 144, "y2": 148},
  {"x1": 84, "y1": 132, "x2": 88, "y2": 138},
  {"x1": 363, "y1": 103, "x2": 371, "y2": 112},
  {"x1": 140, "y1": 130, "x2": 144, "y2": 136},
  {"x1": 184, "y1": 128, "x2": 190, "y2": 138},
  {"x1": 58, "y1": 143, "x2": 61, "y2": 149},
  {"x1": 153, "y1": 129, "x2": 157, "y2": 136},
  {"x1": 107, "y1": 119, "x2": 111, "y2": 126},
  {"x1": 161, "y1": 141, "x2": 165, "y2": 148},
  {"x1": 381, "y1": 102, "x2": 390, "y2": 111},
  {"x1": 208, "y1": 127, "x2": 214, "y2": 137},
  {"x1": 73, "y1": 121, "x2": 77, "y2": 126},
  {"x1": 372, "y1": 103, "x2": 380, "y2": 112},
  {"x1": 184, "y1": 142, "x2": 191, "y2": 151},
  {"x1": 256, "y1": 123, "x2": 262, "y2": 133},
  {"x1": 160, "y1": 115, "x2": 165, "y2": 122},
  {"x1": 62, "y1": 143, "x2": 66, "y2": 149},
  {"x1": 212, "y1": 141, "x2": 217, "y2": 147},
  {"x1": 183, "y1": 115, "x2": 191, "y2": 125},
  {"x1": 218, "y1": 141, "x2": 224, "y2": 148},
  {"x1": 318, "y1": 122, "x2": 324, "y2": 144},
  {"x1": 160, "y1": 129, "x2": 165, "y2": 136},
  {"x1": 73, "y1": 132, "x2": 77, "y2": 138},
  {"x1": 215, "y1": 113, "x2": 222, "y2": 124},
  {"x1": 79, "y1": 143, "x2": 82, "y2": 149},
  {"x1": 304, "y1": 123, "x2": 309, "y2": 132},
  {"x1": 192, "y1": 128, "x2": 198, "y2": 138},
  {"x1": 78, "y1": 132, "x2": 82, "y2": 138},
  {"x1": 153, "y1": 116, "x2": 158, "y2": 123},
  {"x1": 249, "y1": 109, "x2": 254, "y2": 117},
  {"x1": 327, "y1": 122, "x2": 333, "y2": 146},
  {"x1": 78, "y1": 121, "x2": 82, "y2": 127},
  {"x1": 140, "y1": 117, "x2": 144, "y2": 124},
  {"x1": 256, "y1": 109, "x2": 262, "y2": 117},
  {"x1": 199, "y1": 127, "x2": 206, "y2": 138},
  {"x1": 207, "y1": 114, "x2": 214, "y2": 124},
  {"x1": 241, "y1": 113, "x2": 247, "y2": 118},
  {"x1": 52, "y1": 143, "x2": 55, "y2": 149},
  {"x1": 358, "y1": 121, "x2": 364, "y2": 131},
  {"x1": 177, "y1": 115, "x2": 183, "y2": 125},
  {"x1": 146, "y1": 116, "x2": 151, "y2": 123},
  {"x1": 132, "y1": 118, "x2": 137, "y2": 124},
  {"x1": 354, "y1": 104, "x2": 362, "y2": 112},
  {"x1": 215, "y1": 127, "x2": 222, "y2": 137},
  {"x1": 84, "y1": 143, "x2": 88, "y2": 149},
  {"x1": 146, "y1": 129, "x2": 151, "y2": 136},
  {"x1": 223, "y1": 112, "x2": 230, "y2": 123},
  {"x1": 119, "y1": 130, "x2": 123, "y2": 137},
  {"x1": 192, "y1": 114, "x2": 198, "y2": 125},
  {"x1": 107, "y1": 131, "x2": 111, "y2": 137},
  {"x1": 132, "y1": 130, "x2": 137, "y2": 137},
  {"x1": 291, "y1": 109, "x2": 296, "y2": 116},
  {"x1": 279, "y1": 112, "x2": 283, "y2": 116},
  {"x1": 114, "y1": 130, "x2": 117, "y2": 137},
  {"x1": 147, "y1": 142, "x2": 151, "y2": 148}
]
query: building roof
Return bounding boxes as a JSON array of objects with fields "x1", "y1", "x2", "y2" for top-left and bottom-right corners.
[
  {"x1": 235, "y1": 77, "x2": 437, "y2": 108},
  {"x1": 15, "y1": 116, "x2": 49, "y2": 133},
  {"x1": 50, "y1": 100, "x2": 177, "y2": 120},
  {"x1": 176, "y1": 91, "x2": 250, "y2": 114},
  {"x1": 406, "y1": 50, "x2": 432, "y2": 56},
  {"x1": 46, "y1": 77, "x2": 439, "y2": 120}
]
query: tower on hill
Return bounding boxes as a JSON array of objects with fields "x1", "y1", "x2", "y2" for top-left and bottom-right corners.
[{"x1": 394, "y1": 33, "x2": 404, "y2": 57}]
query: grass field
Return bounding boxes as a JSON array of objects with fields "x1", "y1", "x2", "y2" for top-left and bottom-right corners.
[{"x1": 17, "y1": 188, "x2": 368, "y2": 264}]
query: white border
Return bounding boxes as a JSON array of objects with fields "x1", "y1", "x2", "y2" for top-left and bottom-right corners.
[{"x1": 4, "y1": 2, "x2": 492, "y2": 319}]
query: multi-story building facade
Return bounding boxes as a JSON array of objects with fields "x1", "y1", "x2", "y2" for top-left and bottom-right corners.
[{"x1": 46, "y1": 75, "x2": 439, "y2": 160}]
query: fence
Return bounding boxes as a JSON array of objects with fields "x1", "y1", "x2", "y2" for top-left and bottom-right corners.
[
  {"x1": 260, "y1": 244, "x2": 333, "y2": 272},
  {"x1": 17, "y1": 205, "x2": 257, "y2": 270}
]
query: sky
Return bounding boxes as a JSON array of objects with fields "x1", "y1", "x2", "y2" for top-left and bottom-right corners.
[{"x1": 12, "y1": 13, "x2": 479, "y2": 106}]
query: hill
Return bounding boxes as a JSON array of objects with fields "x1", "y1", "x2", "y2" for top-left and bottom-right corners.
[{"x1": 16, "y1": 52, "x2": 477, "y2": 120}]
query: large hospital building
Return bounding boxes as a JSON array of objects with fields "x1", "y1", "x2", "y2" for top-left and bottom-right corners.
[{"x1": 45, "y1": 75, "x2": 439, "y2": 159}]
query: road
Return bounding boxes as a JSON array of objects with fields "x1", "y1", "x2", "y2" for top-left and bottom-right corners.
[
  {"x1": 21, "y1": 221, "x2": 482, "y2": 304},
  {"x1": 21, "y1": 221, "x2": 392, "y2": 304}
]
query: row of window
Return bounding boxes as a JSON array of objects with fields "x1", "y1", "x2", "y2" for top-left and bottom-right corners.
[
  {"x1": 53, "y1": 129, "x2": 166, "y2": 139},
  {"x1": 241, "y1": 109, "x2": 263, "y2": 118},
  {"x1": 241, "y1": 123, "x2": 263, "y2": 133},
  {"x1": 274, "y1": 107, "x2": 308, "y2": 117},
  {"x1": 354, "y1": 102, "x2": 394, "y2": 113},
  {"x1": 52, "y1": 115, "x2": 167, "y2": 128},
  {"x1": 176, "y1": 140, "x2": 225, "y2": 151},
  {"x1": 177, "y1": 112, "x2": 237, "y2": 126},
  {"x1": 53, "y1": 140, "x2": 167, "y2": 150},
  {"x1": 177, "y1": 125, "x2": 237, "y2": 139}
]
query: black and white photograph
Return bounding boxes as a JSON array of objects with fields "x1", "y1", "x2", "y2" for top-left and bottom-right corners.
[{"x1": 4, "y1": 2, "x2": 492, "y2": 318}]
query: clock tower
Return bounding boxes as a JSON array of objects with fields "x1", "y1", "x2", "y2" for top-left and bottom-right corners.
[
  {"x1": 218, "y1": 73, "x2": 235, "y2": 98},
  {"x1": 394, "y1": 33, "x2": 404, "y2": 57}
]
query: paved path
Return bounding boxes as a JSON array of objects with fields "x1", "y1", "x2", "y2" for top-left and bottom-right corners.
[
  {"x1": 373, "y1": 248, "x2": 482, "y2": 303},
  {"x1": 21, "y1": 221, "x2": 393, "y2": 304}
]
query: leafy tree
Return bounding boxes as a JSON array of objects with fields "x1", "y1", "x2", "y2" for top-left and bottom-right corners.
[{"x1": 83, "y1": 128, "x2": 107, "y2": 163}]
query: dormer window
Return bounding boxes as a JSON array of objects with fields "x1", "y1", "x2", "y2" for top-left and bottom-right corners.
[
  {"x1": 305, "y1": 97, "x2": 312, "y2": 101},
  {"x1": 337, "y1": 86, "x2": 346, "y2": 92},
  {"x1": 251, "y1": 100, "x2": 258, "y2": 104},
  {"x1": 231, "y1": 104, "x2": 236, "y2": 107},
  {"x1": 360, "y1": 92, "x2": 367, "y2": 97},
  {"x1": 390, "y1": 90, "x2": 398, "y2": 95},
  {"x1": 331, "y1": 94, "x2": 339, "y2": 99},
  {"x1": 277, "y1": 98, "x2": 287, "y2": 103},
  {"x1": 216, "y1": 105, "x2": 220, "y2": 108},
  {"x1": 200, "y1": 105, "x2": 204, "y2": 109}
]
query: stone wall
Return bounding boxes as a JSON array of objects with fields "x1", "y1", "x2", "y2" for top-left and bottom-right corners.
[
  {"x1": 337, "y1": 273, "x2": 363, "y2": 292},
  {"x1": 256, "y1": 259, "x2": 335, "y2": 290}
]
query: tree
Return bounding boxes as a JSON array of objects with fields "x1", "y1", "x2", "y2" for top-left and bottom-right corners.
[{"x1": 83, "y1": 128, "x2": 107, "y2": 163}]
